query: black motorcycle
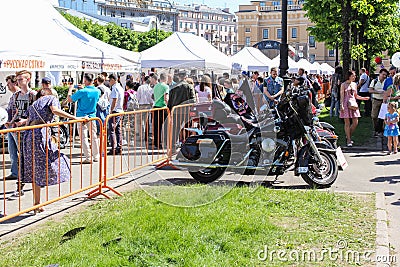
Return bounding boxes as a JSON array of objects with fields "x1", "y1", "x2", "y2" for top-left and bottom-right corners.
[{"x1": 174, "y1": 89, "x2": 340, "y2": 188}]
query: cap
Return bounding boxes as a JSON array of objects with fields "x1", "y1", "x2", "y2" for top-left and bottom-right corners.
[
  {"x1": 41, "y1": 77, "x2": 51, "y2": 84},
  {"x1": 178, "y1": 69, "x2": 187, "y2": 77}
]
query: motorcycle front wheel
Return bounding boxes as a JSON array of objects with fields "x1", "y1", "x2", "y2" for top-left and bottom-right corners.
[
  {"x1": 189, "y1": 167, "x2": 226, "y2": 184},
  {"x1": 301, "y1": 151, "x2": 338, "y2": 188}
]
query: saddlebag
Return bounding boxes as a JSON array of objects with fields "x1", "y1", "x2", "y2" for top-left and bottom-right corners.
[{"x1": 179, "y1": 133, "x2": 230, "y2": 163}]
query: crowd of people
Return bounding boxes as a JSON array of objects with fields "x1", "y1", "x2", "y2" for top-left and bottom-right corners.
[
  {"x1": 327, "y1": 65, "x2": 400, "y2": 152},
  {"x1": 4, "y1": 65, "x2": 398, "y2": 210}
]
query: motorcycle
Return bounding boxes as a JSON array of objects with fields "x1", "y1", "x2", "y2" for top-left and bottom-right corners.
[{"x1": 173, "y1": 89, "x2": 341, "y2": 188}]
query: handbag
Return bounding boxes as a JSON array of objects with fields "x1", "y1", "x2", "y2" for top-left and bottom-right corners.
[
  {"x1": 347, "y1": 98, "x2": 358, "y2": 110},
  {"x1": 32, "y1": 105, "x2": 59, "y2": 145}
]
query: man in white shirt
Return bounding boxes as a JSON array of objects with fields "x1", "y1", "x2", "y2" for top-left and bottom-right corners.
[
  {"x1": 136, "y1": 76, "x2": 154, "y2": 142},
  {"x1": 369, "y1": 68, "x2": 389, "y2": 137},
  {"x1": 136, "y1": 76, "x2": 154, "y2": 109},
  {"x1": 357, "y1": 68, "x2": 371, "y2": 117},
  {"x1": 107, "y1": 73, "x2": 124, "y2": 155}
]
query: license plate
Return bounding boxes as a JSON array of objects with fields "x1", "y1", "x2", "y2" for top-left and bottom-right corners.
[
  {"x1": 196, "y1": 139, "x2": 213, "y2": 144},
  {"x1": 298, "y1": 167, "x2": 309, "y2": 174},
  {"x1": 336, "y1": 147, "x2": 348, "y2": 170}
]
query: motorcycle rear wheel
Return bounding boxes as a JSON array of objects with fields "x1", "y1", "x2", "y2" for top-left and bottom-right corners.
[
  {"x1": 189, "y1": 167, "x2": 226, "y2": 184},
  {"x1": 301, "y1": 151, "x2": 338, "y2": 188}
]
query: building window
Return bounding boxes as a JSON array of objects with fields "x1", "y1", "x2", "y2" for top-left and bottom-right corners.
[
  {"x1": 206, "y1": 24, "x2": 209, "y2": 30},
  {"x1": 288, "y1": 0, "x2": 293, "y2": 4},
  {"x1": 246, "y1": 37, "x2": 251, "y2": 46},
  {"x1": 263, "y1": 29, "x2": 269, "y2": 39},
  {"x1": 273, "y1": 1, "x2": 280, "y2": 6},
  {"x1": 130, "y1": 12, "x2": 135, "y2": 17},
  {"x1": 225, "y1": 26, "x2": 227, "y2": 32},
  {"x1": 260, "y1": 2, "x2": 266, "y2": 6},
  {"x1": 309, "y1": 54, "x2": 316, "y2": 63},
  {"x1": 195, "y1": 23, "x2": 198, "y2": 29},
  {"x1": 121, "y1": 12, "x2": 125, "y2": 18},
  {"x1": 179, "y1": 22, "x2": 183, "y2": 28},
  {"x1": 277, "y1": 28, "x2": 282, "y2": 39},
  {"x1": 225, "y1": 36, "x2": 227, "y2": 42},
  {"x1": 200, "y1": 23, "x2": 203, "y2": 30},
  {"x1": 309, "y1": 36, "x2": 316, "y2": 47},
  {"x1": 291, "y1": 28, "x2": 297, "y2": 38},
  {"x1": 245, "y1": 27, "x2": 251, "y2": 33},
  {"x1": 329, "y1": 49, "x2": 335, "y2": 57},
  {"x1": 190, "y1": 23, "x2": 193, "y2": 29},
  {"x1": 185, "y1": 22, "x2": 188, "y2": 29},
  {"x1": 220, "y1": 26, "x2": 223, "y2": 31}
]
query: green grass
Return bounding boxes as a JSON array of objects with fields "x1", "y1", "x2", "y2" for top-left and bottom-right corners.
[
  {"x1": 319, "y1": 105, "x2": 374, "y2": 147},
  {"x1": 0, "y1": 186, "x2": 375, "y2": 266}
]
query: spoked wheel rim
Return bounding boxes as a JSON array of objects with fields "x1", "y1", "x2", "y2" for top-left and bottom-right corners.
[{"x1": 308, "y1": 153, "x2": 335, "y2": 184}]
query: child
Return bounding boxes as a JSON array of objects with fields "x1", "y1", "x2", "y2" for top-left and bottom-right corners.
[{"x1": 384, "y1": 102, "x2": 400, "y2": 154}]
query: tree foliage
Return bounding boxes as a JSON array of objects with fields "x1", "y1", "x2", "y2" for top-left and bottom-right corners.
[
  {"x1": 61, "y1": 12, "x2": 172, "y2": 52},
  {"x1": 304, "y1": 0, "x2": 400, "y2": 72}
]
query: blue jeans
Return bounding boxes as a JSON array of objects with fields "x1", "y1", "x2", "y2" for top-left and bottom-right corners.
[
  {"x1": 8, "y1": 132, "x2": 18, "y2": 177},
  {"x1": 330, "y1": 95, "x2": 340, "y2": 117}
]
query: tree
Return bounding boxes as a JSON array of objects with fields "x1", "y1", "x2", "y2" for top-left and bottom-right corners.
[
  {"x1": 61, "y1": 12, "x2": 171, "y2": 52},
  {"x1": 303, "y1": 0, "x2": 400, "y2": 73}
]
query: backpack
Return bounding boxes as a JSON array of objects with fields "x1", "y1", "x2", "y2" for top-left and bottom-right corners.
[
  {"x1": 97, "y1": 85, "x2": 109, "y2": 111},
  {"x1": 369, "y1": 78, "x2": 379, "y2": 91},
  {"x1": 126, "y1": 91, "x2": 139, "y2": 111}
]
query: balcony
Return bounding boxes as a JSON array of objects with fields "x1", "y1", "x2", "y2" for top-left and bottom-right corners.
[{"x1": 259, "y1": 5, "x2": 302, "y2": 12}]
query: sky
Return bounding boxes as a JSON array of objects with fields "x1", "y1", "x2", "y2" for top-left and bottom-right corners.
[{"x1": 174, "y1": 0, "x2": 250, "y2": 13}]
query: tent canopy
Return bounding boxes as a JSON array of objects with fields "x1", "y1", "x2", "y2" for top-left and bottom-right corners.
[
  {"x1": 270, "y1": 56, "x2": 299, "y2": 73},
  {"x1": 320, "y1": 63, "x2": 335, "y2": 74},
  {"x1": 140, "y1": 32, "x2": 231, "y2": 71},
  {"x1": 0, "y1": 0, "x2": 139, "y2": 72},
  {"x1": 231, "y1": 47, "x2": 271, "y2": 72}
]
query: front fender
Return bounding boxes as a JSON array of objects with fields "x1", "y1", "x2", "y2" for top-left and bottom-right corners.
[
  {"x1": 315, "y1": 141, "x2": 336, "y2": 155},
  {"x1": 319, "y1": 121, "x2": 335, "y2": 132}
]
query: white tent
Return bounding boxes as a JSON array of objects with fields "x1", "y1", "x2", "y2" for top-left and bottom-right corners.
[
  {"x1": 297, "y1": 58, "x2": 313, "y2": 73},
  {"x1": 310, "y1": 62, "x2": 321, "y2": 74},
  {"x1": 270, "y1": 56, "x2": 299, "y2": 73},
  {"x1": 140, "y1": 32, "x2": 231, "y2": 71},
  {"x1": 320, "y1": 63, "x2": 335, "y2": 75},
  {"x1": 230, "y1": 47, "x2": 271, "y2": 72},
  {"x1": 0, "y1": 0, "x2": 139, "y2": 72}
]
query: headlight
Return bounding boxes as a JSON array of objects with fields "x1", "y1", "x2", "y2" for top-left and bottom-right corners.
[{"x1": 261, "y1": 138, "x2": 276, "y2": 152}]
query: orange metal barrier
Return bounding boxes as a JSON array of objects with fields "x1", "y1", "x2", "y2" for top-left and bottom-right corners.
[
  {"x1": 0, "y1": 118, "x2": 103, "y2": 222},
  {"x1": 87, "y1": 108, "x2": 170, "y2": 198}
]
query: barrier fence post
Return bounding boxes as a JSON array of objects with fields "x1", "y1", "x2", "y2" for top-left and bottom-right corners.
[
  {"x1": 87, "y1": 116, "x2": 122, "y2": 199},
  {"x1": 155, "y1": 107, "x2": 179, "y2": 170}
]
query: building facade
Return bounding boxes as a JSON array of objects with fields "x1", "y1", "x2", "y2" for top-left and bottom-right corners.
[
  {"x1": 58, "y1": 0, "x2": 179, "y2": 32},
  {"x1": 236, "y1": 0, "x2": 336, "y2": 66},
  {"x1": 174, "y1": 4, "x2": 237, "y2": 55},
  {"x1": 58, "y1": 0, "x2": 237, "y2": 55}
]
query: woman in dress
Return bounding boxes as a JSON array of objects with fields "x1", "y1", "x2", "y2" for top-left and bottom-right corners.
[
  {"x1": 340, "y1": 70, "x2": 370, "y2": 147},
  {"x1": 23, "y1": 88, "x2": 78, "y2": 213},
  {"x1": 195, "y1": 75, "x2": 212, "y2": 103}
]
